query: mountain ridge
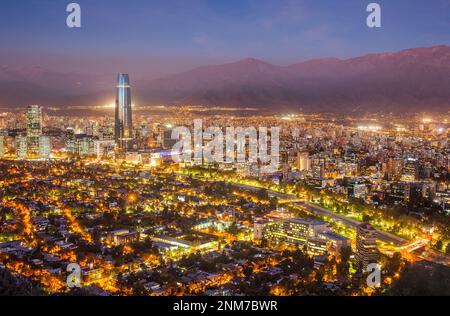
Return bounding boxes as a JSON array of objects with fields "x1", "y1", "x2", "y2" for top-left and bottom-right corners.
[{"x1": 1, "y1": 45, "x2": 450, "y2": 113}]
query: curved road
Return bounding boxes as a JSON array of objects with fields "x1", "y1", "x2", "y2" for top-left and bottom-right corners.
[
  {"x1": 232, "y1": 182, "x2": 408, "y2": 245},
  {"x1": 177, "y1": 174, "x2": 449, "y2": 265}
]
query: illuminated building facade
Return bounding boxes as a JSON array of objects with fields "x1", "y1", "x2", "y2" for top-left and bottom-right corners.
[
  {"x1": 115, "y1": 74, "x2": 133, "y2": 152},
  {"x1": 318, "y1": 232, "x2": 351, "y2": 258},
  {"x1": 152, "y1": 233, "x2": 219, "y2": 254},
  {"x1": 355, "y1": 223, "x2": 379, "y2": 270},
  {"x1": 105, "y1": 229, "x2": 140, "y2": 246},
  {"x1": 26, "y1": 105, "x2": 43, "y2": 158},
  {"x1": 264, "y1": 218, "x2": 312, "y2": 244},
  {"x1": 0, "y1": 136, "x2": 4, "y2": 157},
  {"x1": 15, "y1": 136, "x2": 28, "y2": 159},
  {"x1": 262, "y1": 218, "x2": 331, "y2": 254},
  {"x1": 66, "y1": 134, "x2": 96, "y2": 157},
  {"x1": 94, "y1": 140, "x2": 116, "y2": 160},
  {"x1": 401, "y1": 158, "x2": 419, "y2": 182},
  {"x1": 296, "y1": 151, "x2": 311, "y2": 171},
  {"x1": 390, "y1": 182, "x2": 410, "y2": 204},
  {"x1": 347, "y1": 180, "x2": 366, "y2": 199},
  {"x1": 38, "y1": 136, "x2": 52, "y2": 159}
]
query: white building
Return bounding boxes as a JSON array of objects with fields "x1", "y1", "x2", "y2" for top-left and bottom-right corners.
[
  {"x1": 15, "y1": 136, "x2": 27, "y2": 159},
  {"x1": 0, "y1": 136, "x2": 5, "y2": 157},
  {"x1": 39, "y1": 136, "x2": 52, "y2": 159}
]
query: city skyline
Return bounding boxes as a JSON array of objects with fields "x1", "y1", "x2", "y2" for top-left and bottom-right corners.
[{"x1": 0, "y1": 0, "x2": 449, "y2": 300}]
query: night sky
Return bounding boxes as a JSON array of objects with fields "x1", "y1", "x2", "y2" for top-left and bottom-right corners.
[{"x1": 1, "y1": 0, "x2": 449, "y2": 78}]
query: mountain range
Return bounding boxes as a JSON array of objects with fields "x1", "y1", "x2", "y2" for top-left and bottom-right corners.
[{"x1": 1, "y1": 45, "x2": 450, "y2": 113}]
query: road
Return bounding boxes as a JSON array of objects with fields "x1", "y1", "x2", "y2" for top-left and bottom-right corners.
[
  {"x1": 176, "y1": 174, "x2": 449, "y2": 265},
  {"x1": 302, "y1": 203, "x2": 407, "y2": 246},
  {"x1": 232, "y1": 182, "x2": 407, "y2": 246}
]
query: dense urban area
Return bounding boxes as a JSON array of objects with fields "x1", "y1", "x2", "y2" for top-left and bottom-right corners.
[{"x1": 0, "y1": 75, "x2": 449, "y2": 296}]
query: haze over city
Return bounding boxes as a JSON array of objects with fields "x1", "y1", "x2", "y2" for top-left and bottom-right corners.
[
  {"x1": 0, "y1": 0, "x2": 449, "y2": 300},
  {"x1": 1, "y1": 0, "x2": 450, "y2": 113}
]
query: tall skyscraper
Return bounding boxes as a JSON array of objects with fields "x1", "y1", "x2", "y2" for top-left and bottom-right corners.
[
  {"x1": 401, "y1": 158, "x2": 419, "y2": 182},
  {"x1": 0, "y1": 136, "x2": 5, "y2": 157},
  {"x1": 16, "y1": 136, "x2": 28, "y2": 159},
  {"x1": 26, "y1": 105, "x2": 43, "y2": 157},
  {"x1": 115, "y1": 74, "x2": 133, "y2": 152},
  {"x1": 39, "y1": 136, "x2": 52, "y2": 159},
  {"x1": 356, "y1": 223, "x2": 379, "y2": 270}
]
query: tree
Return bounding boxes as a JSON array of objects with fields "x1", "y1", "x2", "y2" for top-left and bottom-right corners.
[
  {"x1": 226, "y1": 222, "x2": 240, "y2": 236},
  {"x1": 337, "y1": 246, "x2": 352, "y2": 280},
  {"x1": 243, "y1": 265, "x2": 254, "y2": 279},
  {"x1": 389, "y1": 263, "x2": 450, "y2": 296},
  {"x1": 256, "y1": 189, "x2": 269, "y2": 201},
  {"x1": 387, "y1": 252, "x2": 402, "y2": 275},
  {"x1": 269, "y1": 197, "x2": 278, "y2": 209},
  {"x1": 434, "y1": 240, "x2": 443, "y2": 251}
]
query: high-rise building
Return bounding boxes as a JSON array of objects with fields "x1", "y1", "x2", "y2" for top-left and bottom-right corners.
[
  {"x1": 94, "y1": 140, "x2": 116, "y2": 160},
  {"x1": 115, "y1": 74, "x2": 133, "y2": 152},
  {"x1": 65, "y1": 128, "x2": 76, "y2": 153},
  {"x1": 384, "y1": 157, "x2": 403, "y2": 180},
  {"x1": 26, "y1": 105, "x2": 43, "y2": 157},
  {"x1": 0, "y1": 114, "x2": 6, "y2": 129},
  {"x1": 296, "y1": 151, "x2": 311, "y2": 171},
  {"x1": 66, "y1": 134, "x2": 96, "y2": 157},
  {"x1": 0, "y1": 136, "x2": 5, "y2": 157},
  {"x1": 390, "y1": 182, "x2": 410, "y2": 204},
  {"x1": 401, "y1": 158, "x2": 419, "y2": 182},
  {"x1": 311, "y1": 158, "x2": 326, "y2": 178},
  {"x1": 355, "y1": 223, "x2": 379, "y2": 270},
  {"x1": 15, "y1": 136, "x2": 28, "y2": 159},
  {"x1": 39, "y1": 136, "x2": 52, "y2": 159},
  {"x1": 347, "y1": 180, "x2": 366, "y2": 200}
]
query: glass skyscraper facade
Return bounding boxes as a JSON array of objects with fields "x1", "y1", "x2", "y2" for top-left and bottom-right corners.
[
  {"x1": 39, "y1": 136, "x2": 52, "y2": 159},
  {"x1": 26, "y1": 105, "x2": 42, "y2": 157},
  {"x1": 115, "y1": 74, "x2": 133, "y2": 152}
]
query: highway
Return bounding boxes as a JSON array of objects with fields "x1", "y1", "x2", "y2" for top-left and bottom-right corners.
[
  {"x1": 177, "y1": 174, "x2": 449, "y2": 265},
  {"x1": 232, "y1": 182, "x2": 407, "y2": 245},
  {"x1": 301, "y1": 203, "x2": 407, "y2": 245}
]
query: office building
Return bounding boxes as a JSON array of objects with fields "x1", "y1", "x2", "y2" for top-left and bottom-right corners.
[
  {"x1": 26, "y1": 105, "x2": 43, "y2": 157},
  {"x1": 401, "y1": 158, "x2": 419, "y2": 182},
  {"x1": 15, "y1": 136, "x2": 28, "y2": 159},
  {"x1": 94, "y1": 140, "x2": 116, "y2": 160},
  {"x1": 296, "y1": 151, "x2": 311, "y2": 171},
  {"x1": 105, "y1": 229, "x2": 140, "y2": 246},
  {"x1": 115, "y1": 74, "x2": 133, "y2": 152},
  {"x1": 39, "y1": 136, "x2": 52, "y2": 159},
  {"x1": 347, "y1": 180, "x2": 366, "y2": 199},
  {"x1": 319, "y1": 232, "x2": 351, "y2": 259},
  {"x1": 262, "y1": 217, "x2": 332, "y2": 255},
  {"x1": 355, "y1": 223, "x2": 379, "y2": 270},
  {"x1": 0, "y1": 136, "x2": 4, "y2": 157},
  {"x1": 66, "y1": 134, "x2": 96, "y2": 157}
]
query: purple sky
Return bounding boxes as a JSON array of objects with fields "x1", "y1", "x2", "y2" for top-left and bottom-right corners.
[{"x1": 1, "y1": 0, "x2": 449, "y2": 79}]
